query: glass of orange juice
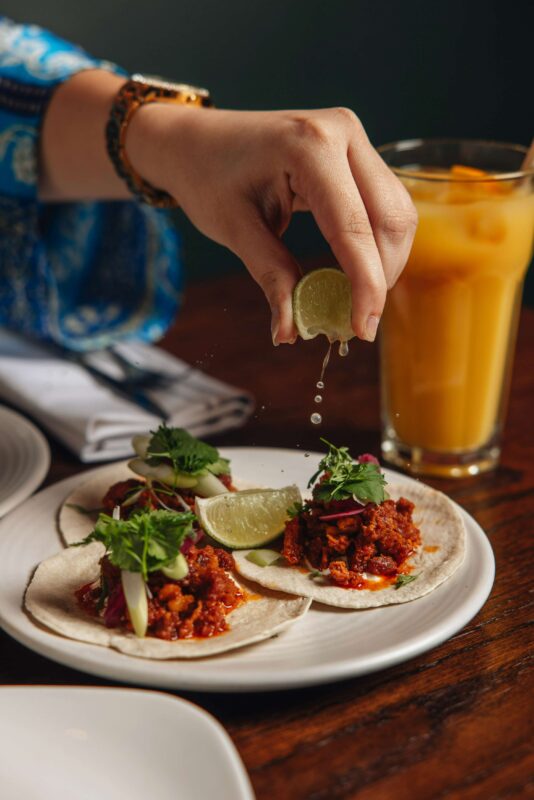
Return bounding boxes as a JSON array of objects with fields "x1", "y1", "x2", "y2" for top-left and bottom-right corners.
[{"x1": 378, "y1": 139, "x2": 534, "y2": 477}]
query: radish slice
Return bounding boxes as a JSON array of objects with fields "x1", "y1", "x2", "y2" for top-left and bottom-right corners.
[
  {"x1": 319, "y1": 508, "x2": 366, "y2": 521},
  {"x1": 358, "y1": 453, "x2": 380, "y2": 465}
]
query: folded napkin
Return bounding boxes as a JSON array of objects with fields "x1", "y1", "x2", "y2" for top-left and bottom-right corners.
[{"x1": 0, "y1": 329, "x2": 254, "y2": 462}]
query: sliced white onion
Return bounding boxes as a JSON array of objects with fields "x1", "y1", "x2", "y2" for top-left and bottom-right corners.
[
  {"x1": 161, "y1": 553, "x2": 189, "y2": 580},
  {"x1": 304, "y1": 556, "x2": 330, "y2": 576},
  {"x1": 131, "y1": 434, "x2": 151, "y2": 458},
  {"x1": 120, "y1": 570, "x2": 148, "y2": 638},
  {"x1": 128, "y1": 458, "x2": 197, "y2": 488},
  {"x1": 122, "y1": 488, "x2": 144, "y2": 508},
  {"x1": 245, "y1": 549, "x2": 281, "y2": 567},
  {"x1": 195, "y1": 472, "x2": 229, "y2": 498}
]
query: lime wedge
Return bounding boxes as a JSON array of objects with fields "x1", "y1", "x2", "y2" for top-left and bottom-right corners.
[
  {"x1": 293, "y1": 268, "x2": 354, "y2": 342},
  {"x1": 195, "y1": 486, "x2": 302, "y2": 549}
]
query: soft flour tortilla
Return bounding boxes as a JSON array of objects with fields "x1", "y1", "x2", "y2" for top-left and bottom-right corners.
[
  {"x1": 234, "y1": 480, "x2": 466, "y2": 608},
  {"x1": 25, "y1": 541, "x2": 311, "y2": 659},
  {"x1": 59, "y1": 461, "x2": 133, "y2": 545},
  {"x1": 59, "y1": 462, "x2": 256, "y2": 546}
]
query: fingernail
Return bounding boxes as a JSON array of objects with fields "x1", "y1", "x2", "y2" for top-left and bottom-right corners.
[
  {"x1": 271, "y1": 312, "x2": 280, "y2": 346},
  {"x1": 365, "y1": 314, "x2": 380, "y2": 342}
]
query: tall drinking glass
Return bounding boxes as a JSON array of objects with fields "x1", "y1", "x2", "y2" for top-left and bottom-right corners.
[{"x1": 378, "y1": 139, "x2": 534, "y2": 477}]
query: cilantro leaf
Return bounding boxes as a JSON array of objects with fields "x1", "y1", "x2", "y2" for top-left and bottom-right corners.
[
  {"x1": 309, "y1": 438, "x2": 388, "y2": 505},
  {"x1": 76, "y1": 509, "x2": 195, "y2": 581},
  {"x1": 287, "y1": 501, "x2": 304, "y2": 519},
  {"x1": 146, "y1": 424, "x2": 224, "y2": 476},
  {"x1": 394, "y1": 574, "x2": 418, "y2": 589}
]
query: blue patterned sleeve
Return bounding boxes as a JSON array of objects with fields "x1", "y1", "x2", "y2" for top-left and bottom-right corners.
[{"x1": 0, "y1": 17, "x2": 182, "y2": 350}]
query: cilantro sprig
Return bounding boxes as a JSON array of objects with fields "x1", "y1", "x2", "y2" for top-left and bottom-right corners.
[
  {"x1": 76, "y1": 509, "x2": 195, "y2": 581},
  {"x1": 146, "y1": 424, "x2": 229, "y2": 476},
  {"x1": 308, "y1": 439, "x2": 388, "y2": 505},
  {"x1": 287, "y1": 501, "x2": 305, "y2": 519},
  {"x1": 394, "y1": 574, "x2": 418, "y2": 589}
]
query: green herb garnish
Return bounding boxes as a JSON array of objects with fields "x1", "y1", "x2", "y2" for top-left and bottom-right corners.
[
  {"x1": 75, "y1": 509, "x2": 195, "y2": 581},
  {"x1": 309, "y1": 439, "x2": 388, "y2": 505},
  {"x1": 146, "y1": 424, "x2": 229, "y2": 477},
  {"x1": 95, "y1": 574, "x2": 109, "y2": 611},
  {"x1": 287, "y1": 501, "x2": 304, "y2": 519},
  {"x1": 394, "y1": 574, "x2": 418, "y2": 590}
]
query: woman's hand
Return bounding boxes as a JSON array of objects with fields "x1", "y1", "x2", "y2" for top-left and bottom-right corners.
[
  {"x1": 127, "y1": 104, "x2": 418, "y2": 344},
  {"x1": 40, "y1": 70, "x2": 417, "y2": 344}
]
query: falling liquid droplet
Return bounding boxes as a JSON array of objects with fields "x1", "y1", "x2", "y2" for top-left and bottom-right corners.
[
  {"x1": 338, "y1": 340, "x2": 349, "y2": 357},
  {"x1": 319, "y1": 343, "x2": 332, "y2": 385},
  {"x1": 314, "y1": 395, "x2": 322, "y2": 404},
  {"x1": 310, "y1": 413, "x2": 322, "y2": 425},
  {"x1": 316, "y1": 380, "x2": 325, "y2": 390},
  {"x1": 304, "y1": 452, "x2": 310, "y2": 457}
]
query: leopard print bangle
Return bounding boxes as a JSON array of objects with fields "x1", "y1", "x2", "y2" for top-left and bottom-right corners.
[{"x1": 105, "y1": 75, "x2": 212, "y2": 208}]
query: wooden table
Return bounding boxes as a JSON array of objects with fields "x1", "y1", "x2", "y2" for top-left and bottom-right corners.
[{"x1": 1, "y1": 273, "x2": 533, "y2": 800}]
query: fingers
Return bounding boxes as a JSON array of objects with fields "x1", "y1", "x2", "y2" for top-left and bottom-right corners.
[
  {"x1": 347, "y1": 138, "x2": 418, "y2": 289},
  {"x1": 290, "y1": 150, "x2": 387, "y2": 341},
  {"x1": 232, "y1": 217, "x2": 301, "y2": 345},
  {"x1": 286, "y1": 108, "x2": 417, "y2": 340}
]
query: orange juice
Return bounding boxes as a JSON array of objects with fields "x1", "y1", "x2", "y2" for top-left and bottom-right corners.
[{"x1": 379, "y1": 156, "x2": 534, "y2": 475}]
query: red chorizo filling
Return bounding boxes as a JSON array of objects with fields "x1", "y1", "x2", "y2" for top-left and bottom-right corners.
[
  {"x1": 75, "y1": 544, "x2": 244, "y2": 640},
  {"x1": 282, "y1": 497, "x2": 420, "y2": 589},
  {"x1": 102, "y1": 474, "x2": 235, "y2": 518}
]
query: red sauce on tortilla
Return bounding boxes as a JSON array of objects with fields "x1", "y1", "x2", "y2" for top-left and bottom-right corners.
[
  {"x1": 282, "y1": 498, "x2": 421, "y2": 590},
  {"x1": 75, "y1": 545, "x2": 244, "y2": 640}
]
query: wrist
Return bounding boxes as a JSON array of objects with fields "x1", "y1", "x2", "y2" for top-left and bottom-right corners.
[{"x1": 125, "y1": 102, "x2": 204, "y2": 206}]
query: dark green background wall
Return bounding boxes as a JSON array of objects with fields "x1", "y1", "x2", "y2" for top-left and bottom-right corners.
[{"x1": 6, "y1": 0, "x2": 533, "y2": 301}]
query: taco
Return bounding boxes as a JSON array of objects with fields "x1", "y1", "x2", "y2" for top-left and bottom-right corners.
[
  {"x1": 59, "y1": 425, "x2": 242, "y2": 545},
  {"x1": 26, "y1": 509, "x2": 310, "y2": 659},
  {"x1": 233, "y1": 441, "x2": 466, "y2": 608}
]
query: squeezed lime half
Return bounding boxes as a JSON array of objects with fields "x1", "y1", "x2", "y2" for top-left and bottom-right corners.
[{"x1": 293, "y1": 268, "x2": 354, "y2": 342}]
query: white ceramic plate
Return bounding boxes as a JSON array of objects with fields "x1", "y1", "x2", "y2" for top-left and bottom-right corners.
[
  {"x1": 0, "y1": 687, "x2": 254, "y2": 800},
  {"x1": 0, "y1": 405, "x2": 50, "y2": 518},
  {"x1": 0, "y1": 448, "x2": 495, "y2": 692}
]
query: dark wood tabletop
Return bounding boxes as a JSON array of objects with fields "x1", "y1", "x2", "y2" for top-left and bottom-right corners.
[{"x1": 1, "y1": 272, "x2": 533, "y2": 800}]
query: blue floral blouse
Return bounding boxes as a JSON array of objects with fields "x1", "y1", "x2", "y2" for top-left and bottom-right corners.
[{"x1": 0, "y1": 17, "x2": 181, "y2": 350}]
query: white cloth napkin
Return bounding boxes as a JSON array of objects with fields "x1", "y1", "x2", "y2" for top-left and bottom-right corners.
[{"x1": 0, "y1": 329, "x2": 254, "y2": 462}]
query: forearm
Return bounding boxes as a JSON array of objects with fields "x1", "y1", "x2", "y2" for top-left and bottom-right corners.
[{"x1": 39, "y1": 69, "x2": 131, "y2": 201}]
